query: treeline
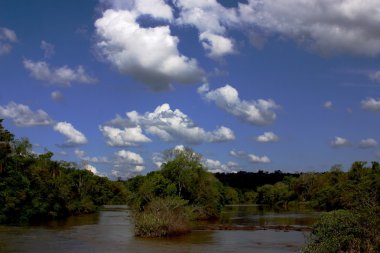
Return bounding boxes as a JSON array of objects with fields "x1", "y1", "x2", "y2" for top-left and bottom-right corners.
[
  {"x1": 217, "y1": 162, "x2": 380, "y2": 212},
  {"x1": 218, "y1": 162, "x2": 380, "y2": 252},
  {"x1": 215, "y1": 170, "x2": 300, "y2": 191},
  {"x1": 0, "y1": 120, "x2": 128, "y2": 224}
]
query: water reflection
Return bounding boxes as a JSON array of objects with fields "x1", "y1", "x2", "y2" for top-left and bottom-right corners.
[{"x1": 0, "y1": 205, "x2": 316, "y2": 253}]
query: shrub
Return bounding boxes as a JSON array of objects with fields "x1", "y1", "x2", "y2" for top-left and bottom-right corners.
[
  {"x1": 134, "y1": 197, "x2": 191, "y2": 237},
  {"x1": 302, "y1": 210, "x2": 378, "y2": 253}
]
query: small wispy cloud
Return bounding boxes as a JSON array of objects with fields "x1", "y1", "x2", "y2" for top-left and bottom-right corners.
[
  {"x1": 40, "y1": 40, "x2": 55, "y2": 58},
  {"x1": 323, "y1": 100, "x2": 333, "y2": 109},
  {"x1": 23, "y1": 59, "x2": 97, "y2": 86},
  {"x1": 0, "y1": 27, "x2": 17, "y2": 56},
  {"x1": 358, "y1": 138, "x2": 378, "y2": 149}
]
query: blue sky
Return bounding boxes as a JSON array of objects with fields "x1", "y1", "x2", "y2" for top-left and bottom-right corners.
[{"x1": 1, "y1": 0, "x2": 380, "y2": 178}]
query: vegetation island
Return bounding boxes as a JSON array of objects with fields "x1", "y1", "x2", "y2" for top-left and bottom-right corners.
[{"x1": 0, "y1": 119, "x2": 379, "y2": 252}]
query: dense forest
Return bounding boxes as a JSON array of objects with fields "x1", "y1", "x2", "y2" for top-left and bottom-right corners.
[
  {"x1": 1, "y1": 119, "x2": 379, "y2": 251},
  {"x1": 0, "y1": 119, "x2": 127, "y2": 224}
]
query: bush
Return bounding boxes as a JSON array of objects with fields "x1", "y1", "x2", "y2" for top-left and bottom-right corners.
[
  {"x1": 134, "y1": 197, "x2": 191, "y2": 237},
  {"x1": 302, "y1": 209, "x2": 378, "y2": 253}
]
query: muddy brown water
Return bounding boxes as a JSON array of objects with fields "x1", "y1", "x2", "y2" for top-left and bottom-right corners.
[{"x1": 0, "y1": 205, "x2": 320, "y2": 253}]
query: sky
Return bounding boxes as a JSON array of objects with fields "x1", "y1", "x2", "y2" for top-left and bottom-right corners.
[{"x1": 1, "y1": 0, "x2": 380, "y2": 178}]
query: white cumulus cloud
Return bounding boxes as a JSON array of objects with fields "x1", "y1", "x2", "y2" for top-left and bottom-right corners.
[
  {"x1": 127, "y1": 103, "x2": 235, "y2": 143},
  {"x1": 199, "y1": 31, "x2": 235, "y2": 58},
  {"x1": 84, "y1": 164, "x2": 99, "y2": 175},
  {"x1": 199, "y1": 83, "x2": 279, "y2": 125},
  {"x1": 113, "y1": 149, "x2": 145, "y2": 178},
  {"x1": 256, "y1": 132, "x2": 279, "y2": 143},
  {"x1": 203, "y1": 158, "x2": 239, "y2": 173},
  {"x1": 361, "y1": 97, "x2": 380, "y2": 112},
  {"x1": 135, "y1": 0, "x2": 173, "y2": 20},
  {"x1": 94, "y1": 8, "x2": 203, "y2": 91},
  {"x1": 99, "y1": 125, "x2": 151, "y2": 147},
  {"x1": 98, "y1": 0, "x2": 380, "y2": 61},
  {"x1": 331, "y1": 136, "x2": 350, "y2": 148},
  {"x1": 239, "y1": 0, "x2": 380, "y2": 56},
  {"x1": 23, "y1": 59, "x2": 97, "y2": 86},
  {"x1": 0, "y1": 101, "x2": 53, "y2": 127},
  {"x1": 175, "y1": 0, "x2": 238, "y2": 59},
  {"x1": 248, "y1": 154, "x2": 271, "y2": 164},
  {"x1": 54, "y1": 122, "x2": 88, "y2": 146}
]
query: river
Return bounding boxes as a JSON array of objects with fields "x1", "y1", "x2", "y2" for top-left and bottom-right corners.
[{"x1": 0, "y1": 205, "x2": 320, "y2": 253}]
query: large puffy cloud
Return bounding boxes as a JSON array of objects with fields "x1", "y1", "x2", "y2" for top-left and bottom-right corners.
[
  {"x1": 0, "y1": 101, "x2": 53, "y2": 127},
  {"x1": 0, "y1": 27, "x2": 17, "y2": 55},
  {"x1": 175, "y1": 0, "x2": 237, "y2": 58},
  {"x1": 128, "y1": 103, "x2": 234, "y2": 143},
  {"x1": 104, "y1": 103, "x2": 234, "y2": 144},
  {"x1": 239, "y1": 0, "x2": 380, "y2": 56},
  {"x1": 199, "y1": 84, "x2": 279, "y2": 125},
  {"x1": 23, "y1": 59, "x2": 97, "y2": 86},
  {"x1": 175, "y1": 0, "x2": 380, "y2": 57},
  {"x1": 98, "y1": 0, "x2": 380, "y2": 61},
  {"x1": 94, "y1": 8, "x2": 204, "y2": 90},
  {"x1": 53, "y1": 122, "x2": 88, "y2": 146},
  {"x1": 361, "y1": 97, "x2": 380, "y2": 112},
  {"x1": 112, "y1": 150, "x2": 145, "y2": 178},
  {"x1": 99, "y1": 125, "x2": 151, "y2": 147}
]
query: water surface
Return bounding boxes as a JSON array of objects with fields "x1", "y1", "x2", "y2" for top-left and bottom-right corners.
[{"x1": 0, "y1": 205, "x2": 318, "y2": 253}]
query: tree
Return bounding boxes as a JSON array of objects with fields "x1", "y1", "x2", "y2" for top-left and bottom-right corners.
[{"x1": 0, "y1": 119, "x2": 14, "y2": 173}]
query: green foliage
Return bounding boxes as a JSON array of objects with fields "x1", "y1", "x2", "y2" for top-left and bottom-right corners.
[
  {"x1": 127, "y1": 147, "x2": 224, "y2": 237},
  {"x1": 224, "y1": 186, "x2": 239, "y2": 204},
  {"x1": 134, "y1": 197, "x2": 191, "y2": 237},
  {"x1": 302, "y1": 208, "x2": 380, "y2": 253},
  {"x1": 0, "y1": 120, "x2": 128, "y2": 224},
  {"x1": 242, "y1": 191, "x2": 258, "y2": 204}
]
